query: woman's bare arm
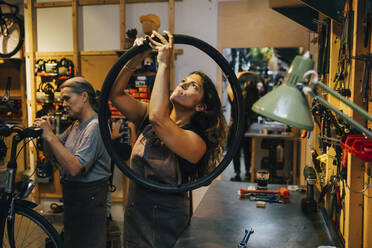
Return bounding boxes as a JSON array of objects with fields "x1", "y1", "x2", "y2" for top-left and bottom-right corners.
[
  {"x1": 148, "y1": 31, "x2": 206, "y2": 163},
  {"x1": 110, "y1": 38, "x2": 151, "y2": 126}
]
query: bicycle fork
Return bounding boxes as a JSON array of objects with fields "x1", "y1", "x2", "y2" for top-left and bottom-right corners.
[
  {"x1": 0, "y1": 199, "x2": 7, "y2": 247},
  {"x1": 6, "y1": 198, "x2": 16, "y2": 248},
  {"x1": 0, "y1": 195, "x2": 16, "y2": 248}
]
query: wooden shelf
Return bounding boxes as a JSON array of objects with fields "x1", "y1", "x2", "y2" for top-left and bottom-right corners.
[
  {"x1": 39, "y1": 193, "x2": 63, "y2": 199},
  {"x1": 24, "y1": 0, "x2": 182, "y2": 8}
]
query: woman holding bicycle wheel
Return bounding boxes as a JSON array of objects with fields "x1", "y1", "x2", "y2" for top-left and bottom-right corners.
[
  {"x1": 110, "y1": 31, "x2": 226, "y2": 248},
  {"x1": 34, "y1": 77, "x2": 111, "y2": 248}
]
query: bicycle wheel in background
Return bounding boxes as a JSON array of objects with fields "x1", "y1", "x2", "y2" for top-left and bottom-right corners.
[
  {"x1": 0, "y1": 14, "x2": 24, "y2": 58},
  {"x1": 3, "y1": 203, "x2": 63, "y2": 248}
]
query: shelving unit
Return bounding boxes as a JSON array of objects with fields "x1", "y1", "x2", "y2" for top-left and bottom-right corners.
[
  {"x1": 0, "y1": 58, "x2": 28, "y2": 181},
  {"x1": 25, "y1": 0, "x2": 182, "y2": 204}
]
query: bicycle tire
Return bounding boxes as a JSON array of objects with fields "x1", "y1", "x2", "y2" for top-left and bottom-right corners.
[
  {"x1": 2, "y1": 203, "x2": 63, "y2": 248},
  {"x1": 0, "y1": 14, "x2": 24, "y2": 58},
  {"x1": 99, "y1": 34, "x2": 244, "y2": 192}
]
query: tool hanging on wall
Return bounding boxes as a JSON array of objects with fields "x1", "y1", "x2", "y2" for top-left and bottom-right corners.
[
  {"x1": 362, "y1": 0, "x2": 372, "y2": 48},
  {"x1": 351, "y1": 53, "x2": 372, "y2": 104},
  {"x1": 317, "y1": 19, "x2": 330, "y2": 80},
  {"x1": 311, "y1": 99, "x2": 347, "y2": 155},
  {"x1": 333, "y1": 0, "x2": 354, "y2": 97},
  {"x1": 0, "y1": 76, "x2": 21, "y2": 117}
]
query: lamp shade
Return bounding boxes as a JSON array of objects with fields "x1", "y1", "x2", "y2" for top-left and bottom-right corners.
[{"x1": 252, "y1": 53, "x2": 315, "y2": 130}]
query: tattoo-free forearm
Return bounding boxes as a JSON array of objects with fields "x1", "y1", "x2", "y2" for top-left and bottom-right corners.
[
  {"x1": 110, "y1": 52, "x2": 151, "y2": 99},
  {"x1": 149, "y1": 63, "x2": 170, "y2": 120},
  {"x1": 44, "y1": 134, "x2": 83, "y2": 176},
  {"x1": 42, "y1": 139, "x2": 57, "y2": 164}
]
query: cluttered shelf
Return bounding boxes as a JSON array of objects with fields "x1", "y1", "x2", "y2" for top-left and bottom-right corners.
[{"x1": 243, "y1": 120, "x2": 301, "y2": 185}]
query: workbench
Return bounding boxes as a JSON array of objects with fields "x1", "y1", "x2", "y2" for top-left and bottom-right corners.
[{"x1": 174, "y1": 180, "x2": 342, "y2": 248}]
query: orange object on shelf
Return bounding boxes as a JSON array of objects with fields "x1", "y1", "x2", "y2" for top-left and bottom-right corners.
[
  {"x1": 138, "y1": 87, "x2": 148, "y2": 92},
  {"x1": 139, "y1": 92, "x2": 148, "y2": 98},
  {"x1": 129, "y1": 88, "x2": 137, "y2": 94},
  {"x1": 37, "y1": 72, "x2": 58, "y2": 77}
]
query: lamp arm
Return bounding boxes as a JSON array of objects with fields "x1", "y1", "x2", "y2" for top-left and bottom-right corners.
[
  {"x1": 309, "y1": 81, "x2": 372, "y2": 139},
  {"x1": 313, "y1": 81, "x2": 372, "y2": 122}
]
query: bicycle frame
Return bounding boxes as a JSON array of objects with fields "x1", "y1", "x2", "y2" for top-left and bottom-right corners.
[{"x1": 0, "y1": 126, "x2": 41, "y2": 247}]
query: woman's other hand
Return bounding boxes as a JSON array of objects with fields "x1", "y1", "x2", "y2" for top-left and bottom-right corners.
[
  {"x1": 34, "y1": 116, "x2": 55, "y2": 140},
  {"x1": 149, "y1": 30, "x2": 173, "y2": 67},
  {"x1": 126, "y1": 36, "x2": 152, "y2": 67},
  {"x1": 134, "y1": 36, "x2": 152, "y2": 58},
  {"x1": 111, "y1": 119, "x2": 126, "y2": 140}
]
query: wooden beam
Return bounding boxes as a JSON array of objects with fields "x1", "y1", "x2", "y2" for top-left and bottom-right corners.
[
  {"x1": 34, "y1": 52, "x2": 74, "y2": 57},
  {"x1": 125, "y1": 0, "x2": 182, "y2": 2},
  {"x1": 112, "y1": 196, "x2": 124, "y2": 203},
  {"x1": 27, "y1": 0, "x2": 40, "y2": 204},
  {"x1": 72, "y1": 0, "x2": 81, "y2": 75},
  {"x1": 344, "y1": 155, "x2": 363, "y2": 248},
  {"x1": 169, "y1": 0, "x2": 175, "y2": 89},
  {"x1": 79, "y1": 0, "x2": 120, "y2": 5},
  {"x1": 363, "y1": 164, "x2": 372, "y2": 248},
  {"x1": 28, "y1": 51, "x2": 122, "y2": 57},
  {"x1": 25, "y1": 1, "x2": 72, "y2": 8},
  {"x1": 80, "y1": 51, "x2": 118, "y2": 55},
  {"x1": 120, "y1": 0, "x2": 126, "y2": 50},
  {"x1": 39, "y1": 193, "x2": 63, "y2": 198},
  {"x1": 25, "y1": 0, "x2": 182, "y2": 8},
  {"x1": 269, "y1": 0, "x2": 303, "y2": 8}
]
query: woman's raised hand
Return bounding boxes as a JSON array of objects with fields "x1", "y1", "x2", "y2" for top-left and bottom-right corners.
[
  {"x1": 133, "y1": 36, "x2": 148, "y2": 47},
  {"x1": 126, "y1": 36, "x2": 152, "y2": 68},
  {"x1": 148, "y1": 30, "x2": 174, "y2": 67}
]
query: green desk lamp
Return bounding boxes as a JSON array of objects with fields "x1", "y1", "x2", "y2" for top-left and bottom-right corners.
[{"x1": 252, "y1": 52, "x2": 372, "y2": 139}]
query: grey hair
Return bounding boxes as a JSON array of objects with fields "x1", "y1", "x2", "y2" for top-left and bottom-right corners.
[{"x1": 60, "y1": 77, "x2": 99, "y2": 112}]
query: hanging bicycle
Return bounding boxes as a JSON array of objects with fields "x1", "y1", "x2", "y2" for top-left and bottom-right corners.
[{"x1": 0, "y1": 0, "x2": 24, "y2": 58}]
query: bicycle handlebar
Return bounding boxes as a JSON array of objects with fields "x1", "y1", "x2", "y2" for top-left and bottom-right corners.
[{"x1": 0, "y1": 125, "x2": 42, "y2": 138}]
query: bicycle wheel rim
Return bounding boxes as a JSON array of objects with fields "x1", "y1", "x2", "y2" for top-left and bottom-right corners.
[
  {"x1": 2, "y1": 204, "x2": 63, "y2": 248},
  {"x1": 0, "y1": 14, "x2": 24, "y2": 58},
  {"x1": 99, "y1": 34, "x2": 244, "y2": 193}
]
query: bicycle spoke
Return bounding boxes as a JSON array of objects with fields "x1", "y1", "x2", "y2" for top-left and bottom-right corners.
[
  {"x1": 0, "y1": 21, "x2": 20, "y2": 54},
  {"x1": 3, "y1": 212, "x2": 57, "y2": 248}
]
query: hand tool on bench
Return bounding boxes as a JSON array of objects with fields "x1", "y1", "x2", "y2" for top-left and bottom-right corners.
[
  {"x1": 238, "y1": 229, "x2": 254, "y2": 248},
  {"x1": 239, "y1": 187, "x2": 290, "y2": 199}
]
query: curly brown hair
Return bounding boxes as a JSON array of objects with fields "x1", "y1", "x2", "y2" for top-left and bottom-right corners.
[{"x1": 188, "y1": 71, "x2": 227, "y2": 180}]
